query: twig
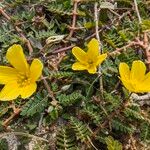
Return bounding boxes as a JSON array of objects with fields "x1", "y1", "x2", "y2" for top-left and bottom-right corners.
[
  {"x1": 94, "y1": 2, "x2": 101, "y2": 47},
  {"x1": 129, "y1": 135, "x2": 137, "y2": 150},
  {"x1": 41, "y1": 75, "x2": 58, "y2": 106},
  {"x1": 87, "y1": 136, "x2": 98, "y2": 150},
  {"x1": 109, "y1": 36, "x2": 150, "y2": 70},
  {"x1": 0, "y1": 132, "x2": 49, "y2": 142},
  {"x1": 92, "y1": 110, "x2": 116, "y2": 137},
  {"x1": 2, "y1": 108, "x2": 21, "y2": 127},
  {"x1": 92, "y1": 96, "x2": 130, "y2": 137},
  {"x1": 0, "y1": 8, "x2": 10, "y2": 20},
  {"x1": 109, "y1": 41, "x2": 137, "y2": 56},
  {"x1": 38, "y1": 113, "x2": 44, "y2": 133},
  {"x1": 15, "y1": 26, "x2": 33, "y2": 55},
  {"x1": 108, "y1": 8, "x2": 120, "y2": 17},
  {"x1": 143, "y1": 32, "x2": 150, "y2": 70},
  {"x1": 67, "y1": 0, "x2": 79, "y2": 39},
  {"x1": 133, "y1": 0, "x2": 142, "y2": 24},
  {"x1": 94, "y1": 2, "x2": 104, "y2": 97},
  {"x1": 52, "y1": 45, "x2": 75, "y2": 54},
  {"x1": 85, "y1": 10, "x2": 131, "y2": 41},
  {"x1": 0, "y1": 8, "x2": 33, "y2": 54},
  {"x1": 85, "y1": 28, "x2": 105, "y2": 41}
]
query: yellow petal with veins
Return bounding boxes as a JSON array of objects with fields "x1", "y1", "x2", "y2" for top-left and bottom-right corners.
[
  {"x1": 0, "y1": 66, "x2": 18, "y2": 84},
  {"x1": 20, "y1": 83, "x2": 37, "y2": 99},
  {"x1": 0, "y1": 82, "x2": 20, "y2": 101},
  {"x1": 140, "y1": 72, "x2": 150, "y2": 91},
  {"x1": 72, "y1": 62, "x2": 87, "y2": 70},
  {"x1": 143, "y1": 72, "x2": 150, "y2": 81},
  {"x1": 96, "y1": 53, "x2": 107, "y2": 66},
  {"x1": 130, "y1": 60, "x2": 146, "y2": 82},
  {"x1": 6, "y1": 44, "x2": 29, "y2": 73},
  {"x1": 30, "y1": 59, "x2": 43, "y2": 82},
  {"x1": 87, "y1": 66, "x2": 97, "y2": 74},
  {"x1": 119, "y1": 63, "x2": 130, "y2": 81},
  {"x1": 120, "y1": 79, "x2": 135, "y2": 92},
  {"x1": 72, "y1": 47, "x2": 87, "y2": 63},
  {"x1": 87, "y1": 38, "x2": 99, "y2": 60}
]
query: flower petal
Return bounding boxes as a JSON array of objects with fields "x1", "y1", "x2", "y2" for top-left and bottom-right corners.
[
  {"x1": 143, "y1": 72, "x2": 150, "y2": 81},
  {"x1": 130, "y1": 60, "x2": 146, "y2": 82},
  {"x1": 30, "y1": 59, "x2": 43, "y2": 82},
  {"x1": 72, "y1": 47, "x2": 87, "y2": 63},
  {"x1": 87, "y1": 38, "x2": 99, "y2": 60},
  {"x1": 0, "y1": 66, "x2": 18, "y2": 84},
  {"x1": 20, "y1": 83, "x2": 37, "y2": 99},
  {"x1": 119, "y1": 62, "x2": 130, "y2": 81},
  {"x1": 120, "y1": 79, "x2": 135, "y2": 92},
  {"x1": 6, "y1": 44, "x2": 29, "y2": 72},
  {"x1": 87, "y1": 66, "x2": 97, "y2": 74},
  {"x1": 139, "y1": 72, "x2": 150, "y2": 92},
  {"x1": 138, "y1": 86, "x2": 150, "y2": 93},
  {"x1": 0, "y1": 82, "x2": 20, "y2": 101},
  {"x1": 72, "y1": 62, "x2": 87, "y2": 70},
  {"x1": 96, "y1": 53, "x2": 107, "y2": 66}
]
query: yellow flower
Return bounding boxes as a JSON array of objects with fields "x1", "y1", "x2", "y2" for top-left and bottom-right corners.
[
  {"x1": 119, "y1": 60, "x2": 150, "y2": 93},
  {"x1": 0, "y1": 44, "x2": 43, "y2": 101},
  {"x1": 72, "y1": 38, "x2": 107, "y2": 74}
]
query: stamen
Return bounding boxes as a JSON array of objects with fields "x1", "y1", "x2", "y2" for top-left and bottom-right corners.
[
  {"x1": 17, "y1": 73, "x2": 31, "y2": 87},
  {"x1": 88, "y1": 60, "x2": 93, "y2": 65}
]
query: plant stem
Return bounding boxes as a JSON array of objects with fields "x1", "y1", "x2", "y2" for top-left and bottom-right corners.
[
  {"x1": 133, "y1": 0, "x2": 142, "y2": 24},
  {"x1": 94, "y1": 2, "x2": 104, "y2": 98}
]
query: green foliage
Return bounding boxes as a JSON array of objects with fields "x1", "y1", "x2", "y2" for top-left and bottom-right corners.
[
  {"x1": 124, "y1": 107, "x2": 144, "y2": 120},
  {"x1": 47, "y1": 105, "x2": 60, "y2": 121},
  {"x1": 34, "y1": 29, "x2": 56, "y2": 40},
  {"x1": 105, "y1": 136, "x2": 122, "y2": 150},
  {"x1": 112, "y1": 119, "x2": 134, "y2": 134},
  {"x1": 0, "y1": 0, "x2": 150, "y2": 149},
  {"x1": 0, "y1": 24, "x2": 20, "y2": 48},
  {"x1": 103, "y1": 92, "x2": 121, "y2": 112},
  {"x1": 140, "y1": 122, "x2": 150, "y2": 141},
  {"x1": 0, "y1": 103, "x2": 9, "y2": 118},
  {"x1": 21, "y1": 91, "x2": 48, "y2": 116},
  {"x1": 46, "y1": 4, "x2": 72, "y2": 16},
  {"x1": 82, "y1": 106, "x2": 101, "y2": 124},
  {"x1": 56, "y1": 127, "x2": 77, "y2": 150},
  {"x1": 44, "y1": 69, "x2": 74, "y2": 79},
  {"x1": 70, "y1": 117, "x2": 91, "y2": 143},
  {"x1": 0, "y1": 139, "x2": 8, "y2": 150},
  {"x1": 50, "y1": 71, "x2": 74, "y2": 79},
  {"x1": 141, "y1": 20, "x2": 150, "y2": 31},
  {"x1": 103, "y1": 28, "x2": 126, "y2": 49},
  {"x1": 57, "y1": 92, "x2": 84, "y2": 106}
]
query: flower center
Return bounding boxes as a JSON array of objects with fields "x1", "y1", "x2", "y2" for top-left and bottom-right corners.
[
  {"x1": 88, "y1": 60, "x2": 94, "y2": 65},
  {"x1": 17, "y1": 73, "x2": 31, "y2": 87}
]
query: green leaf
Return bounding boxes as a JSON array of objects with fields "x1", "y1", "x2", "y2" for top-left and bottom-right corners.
[
  {"x1": 57, "y1": 127, "x2": 77, "y2": 150},
  {"x1": 21, "y1": 91, "x2": 48, "y2": 117},
  {"x1": 70, "y1": 117, "x2": 91, "y2": 143},
  {"x1": 57, "y1": 92, "x2": 84, "y2": 106},
  {"x1": 105, "y1": 136, "x2": 122, "y2": 150},
  {"x1": 141, "y1": 20, "x2": 150, "y2": 31}
]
